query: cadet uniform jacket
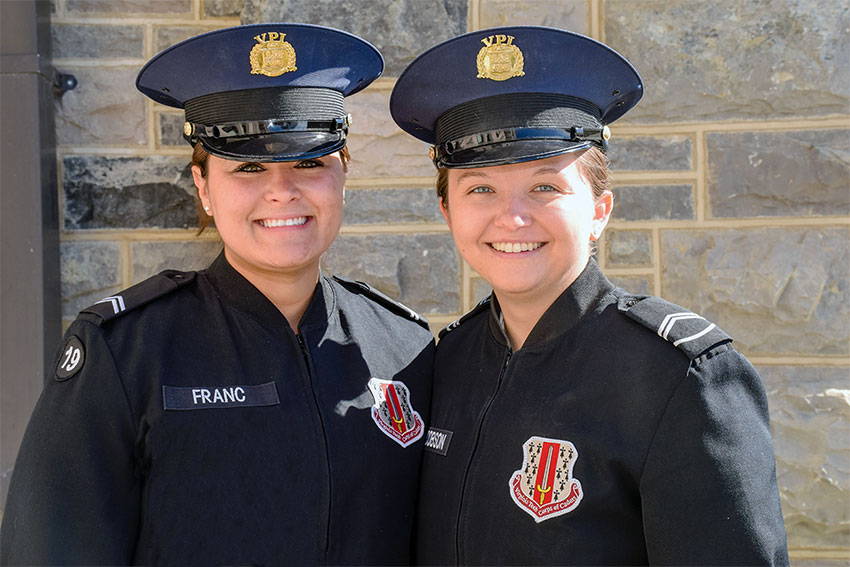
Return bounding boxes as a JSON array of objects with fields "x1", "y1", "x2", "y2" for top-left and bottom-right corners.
[
  {"x1": 1, "y1": 253, "x2": 435, "y2": 566},
  {"x1": 415, "y1": 260, "x2": 788, "y2": 566}
]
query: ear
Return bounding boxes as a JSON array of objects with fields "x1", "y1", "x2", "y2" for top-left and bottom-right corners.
[
  {"x1": 192, "y1": 165, "x2": 211, "y2": 214},
  {"x1": 439, "y1": 199, "x2": 452, "y2": 231},
  {"x1": 590, "y1": 190, "x2": 613, "y2": 241}
]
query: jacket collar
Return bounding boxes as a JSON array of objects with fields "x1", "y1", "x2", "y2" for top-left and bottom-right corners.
[
  {"x1": 204, "y1": 251, "x2": 336, "y2": 332},
  {"x1": 488, "y1": 259, "x2": 614, "y2": 349}
]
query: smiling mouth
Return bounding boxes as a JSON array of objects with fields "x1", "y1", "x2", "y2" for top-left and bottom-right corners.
[
  {"x1": 258, "y1": 217, "x2": 309, "y2": 228},
  {"x1": 489, "y1": 242, "x2": 545, "y2": 253}
]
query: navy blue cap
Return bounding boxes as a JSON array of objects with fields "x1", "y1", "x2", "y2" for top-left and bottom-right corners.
[
  {"x1": 136, "y1": 23, "x2": 383, "y2": 162},
  {"x1": 390, "y1": 26, "x2": 642, "y2": 168}
]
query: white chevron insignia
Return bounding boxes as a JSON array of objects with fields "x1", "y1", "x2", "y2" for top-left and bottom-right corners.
[
  {"x1": 95, "y1": 295, "x2": 126, "y2": 314},
  {"x1": 658, "y1": 312, "x2": 716, "y2": 346}
]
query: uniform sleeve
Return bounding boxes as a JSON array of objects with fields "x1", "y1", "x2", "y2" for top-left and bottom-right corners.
[
  {"x1": 639, "y1": 346, "x2": 789, "y2": 566},
  {"x1": 0, "y1": 319, "x2": 141, "y2": 565}
]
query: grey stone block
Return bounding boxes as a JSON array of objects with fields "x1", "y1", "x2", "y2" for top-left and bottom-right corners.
[
  {"x1": 64, "y1": 155, "x2": 198, "y2": 229},
  {"x1": 612, "y1": 185, "x2": 694, "y2": 221},
  {"x1": 204, "y1": 0, "x2": 246, "y2": 17},
  {"x1": 472, "y1": 277, "x2": 492, "y2": 306},
  {"x1": 55, "y1": 66, "x2": 146, "y2": 146},
  {"x1": 661, "y1": 227, "x2": 849, "y2": 356},
  {"x1": 131, "y1": 240, "x2": 223, "y2": 284},
  {"x1": 479, "y1": 0, "x2": 587, "y2": 31},
  {"x1": 604, "y1": 229, "x2": 652, "y2": 267},
  {"x1": 67, "y1": 0, "x2": 191, "y2": 14},
  {"x1": 707, "y1": 130, "x2": 850, "y2": 218},
  {"x1": 758, "y1": 365, "x2": 850, "y2": 549},
  {"x1": 155, "y1": 26, "x2": 225, "y2": 53},
  {"x1": 342, "y1": 188, "x2": 442, "y2": 225},
  {"x1": 608, "y1": 135, "x2": 693, "y2": 171},
  {"x1": 607, "y1": 274, "x2": 653, "y2": 295},
  {"x1": 345, "y1": 91, "x2": 436, "y2": 179},
  {"x1": 158, "y1": 112, "x2": 186, "y2": 147},
  {"x1": 605, "y1": 0, "x2": 850, "y2": 122},
  {"x1": 60, "y1": 241, "x2": 122, "y2": 318},
  {"x1": 52, "y1": 24, "x2": 144, "y2": 59},
  {"x1": 324, "y1": 233, "x2": 460, "y2": 314},
  {"x1": 242, "y1": 0, "x2": 468, "y2": 76}
]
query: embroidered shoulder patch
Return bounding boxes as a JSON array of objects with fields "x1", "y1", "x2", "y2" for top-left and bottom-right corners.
[
  {"x1": 509, "y1": 436, "x2": 583, "y2": 523},
  {"x1": 619, "y1": 295, "x2": 732, "y2": 360},
  {"x1": 55, "y1": 335, "x2": 85, "y2": 381},
  {"x1": 367, "y1": 378, "x2": 424, "y2": 448}
]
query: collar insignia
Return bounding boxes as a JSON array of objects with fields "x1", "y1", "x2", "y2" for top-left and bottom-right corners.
[
  {"x1": 368, "y1": 378, "x2": 424, "y2": 448},
  {"x1": 476, "y1": 34, "x2": 525, "y2": 81},
  {"x1": 250, "y1": 32, "x2": 297, "y2": 77},
  {"x1": 509, "y1": 436, "x2": 583, "y2": 522}
]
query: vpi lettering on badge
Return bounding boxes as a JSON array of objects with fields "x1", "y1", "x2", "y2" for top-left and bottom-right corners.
[
  {"x1": 423, "y1": 427, "x2": 453, "y2": 456},
  {"x1": 163, "y1": 382, "x2": 279, "y2": 410},
  {"x1": 192, "y1": 387, "x2": 247, "y2": 405}
]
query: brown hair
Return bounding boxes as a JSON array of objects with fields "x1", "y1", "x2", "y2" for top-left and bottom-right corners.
[
  {"x1": 191, "y1": 144, "x2": 351, "y2": 235},
  {"x1": 435, "y1": 146, "x2": 611, "y2": 209}
]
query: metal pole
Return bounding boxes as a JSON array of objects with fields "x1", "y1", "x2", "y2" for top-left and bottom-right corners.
[{"x1": 0, "y1": 0, "x2": 62, "y2": 508}]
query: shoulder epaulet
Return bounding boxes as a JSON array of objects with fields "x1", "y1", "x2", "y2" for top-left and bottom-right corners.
[
  {"x1": 332, "y1": 276, "x2": 430, "y2": 331},
  {"x1": 80, "y1": 270, "x2": 197, "y2": 325},
  {"x1": 439, "y1": 295, "x2": 492, "y2": 339},
  {"x1": 618, "y1": 295, "x2": 732, "y2": 360}
]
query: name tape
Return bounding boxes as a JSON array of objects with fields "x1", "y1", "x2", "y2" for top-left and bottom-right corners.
[{"x1": 163, "y1": 382, "x2": 279, "y2": 410}]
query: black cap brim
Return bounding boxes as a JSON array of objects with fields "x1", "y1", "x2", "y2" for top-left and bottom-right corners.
[
  {"x1": 197, "y1": 131, "x2": 346, "y2": 162},
  {"x1": 437, "y1": 139, "x2": 592, "y2": 168}
]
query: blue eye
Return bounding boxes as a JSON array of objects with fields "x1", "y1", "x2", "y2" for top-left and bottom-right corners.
[
  {"x1": 533, "y1": 184, "x2": 557, "y2": 192},
  {"x1": 470, "y1": 186, "x2": 493, "y2": 194}
]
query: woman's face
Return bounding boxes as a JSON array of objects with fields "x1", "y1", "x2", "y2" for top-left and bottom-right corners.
[
  {"x1": 441, "y1": 151, "x2": 613, "y2": 304},
  {"x1": 193, "y1": 153, "x2": 345, "y2": 280}
]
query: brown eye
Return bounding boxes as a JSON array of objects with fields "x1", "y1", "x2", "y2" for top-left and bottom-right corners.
[
  {"x1": 294, "y1": 158, "x2": 324, "y2": 169},
  {"x1": 234, "y1": 162, "x2": 265, "y2": 173}
]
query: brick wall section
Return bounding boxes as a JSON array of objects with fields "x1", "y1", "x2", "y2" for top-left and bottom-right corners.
[{"x1": 50, "y1": 0, "x2": 849, "y2": 562}]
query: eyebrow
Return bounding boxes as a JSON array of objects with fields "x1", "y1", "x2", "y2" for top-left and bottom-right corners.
[
  {"x1": 455, "y1": 171, "x2": 488, "y2": 183},
  {"x1": 532, "y1": 167, "x2": 562, "y2": 176}
]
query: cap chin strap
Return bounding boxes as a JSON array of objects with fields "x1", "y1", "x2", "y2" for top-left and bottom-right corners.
[
  {"x1": 183, "y1": 115, "x2": 350, "y2": 143},
  {"x1": 430, "y1": 125, "x2": 611, "y2": 167}
]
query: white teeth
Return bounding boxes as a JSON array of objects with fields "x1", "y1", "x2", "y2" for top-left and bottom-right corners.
[
  {"x1": 259, "y1": 217, "x2": 307, "y2": 227},
  {"x1": 490, "y1": 242, "x2": 544, "y2": 253}
]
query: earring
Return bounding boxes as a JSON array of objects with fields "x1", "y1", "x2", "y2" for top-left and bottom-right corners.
[{"x1": 203, "y1": 205, "x2": 211, "y2": 214}]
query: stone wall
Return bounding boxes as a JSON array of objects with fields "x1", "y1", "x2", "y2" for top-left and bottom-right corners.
[{"x1": 49, "y1": 0, "x2": 849, "y2": 562}]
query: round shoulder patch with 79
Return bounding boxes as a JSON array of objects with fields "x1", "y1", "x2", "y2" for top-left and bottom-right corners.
[{"x1": 56, "y1": 336, "x2": 85, "y2": 381}]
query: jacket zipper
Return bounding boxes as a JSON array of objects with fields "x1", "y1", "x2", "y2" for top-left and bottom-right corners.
[
  {"x1": 455, "y1": 347, "x2": 512, "y2": 564},
  {"x1": 297, "y1": 332, "x2": 332, "y2": 564}
]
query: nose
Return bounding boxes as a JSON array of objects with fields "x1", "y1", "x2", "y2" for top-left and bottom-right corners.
[
  {"x1": 264, "y1": 165, "x2": 301, "y2": 202},
  {"x1": 494, "y1": 193, "x2": 531, "y2": 230}
]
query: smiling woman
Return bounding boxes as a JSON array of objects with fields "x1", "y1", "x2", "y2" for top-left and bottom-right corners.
[
  {"x1": 0, "y1": 24, "x2": 435, "y2": 566},
  {"x1": 392, "y1": 25, "x2": 789, "y2": 566}
]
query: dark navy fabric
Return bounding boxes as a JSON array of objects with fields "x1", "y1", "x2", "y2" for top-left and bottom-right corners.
[
  {"x1": 136, "y1": 23, "x2": 383, "y2": 107},
  {"x1": 390, "y1": 26, "x2": 642, "y2": 146},
  {"x1": 1, "y1": 253, "x2": 434, "y2": 566},
  {"x1": 415, "y1": 260, "x2": 788, "y2": 566}
]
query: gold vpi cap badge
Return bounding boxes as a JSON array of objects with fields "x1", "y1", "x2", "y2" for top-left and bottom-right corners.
[
  {"x1": 249, "y1": 32, "x2": 297, "y2": 77},
  {"x1": 476, "y1": 34, "x2": 525, "y2": 81}
]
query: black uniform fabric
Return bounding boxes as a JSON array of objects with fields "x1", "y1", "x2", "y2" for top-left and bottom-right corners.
[
  {"x1": 415, "y1": 260, "x2": 788, "y2": 566},
  {"x1": 1, "y1": 253, "x2": 435, "y2": 566}
]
